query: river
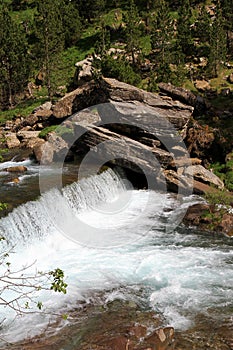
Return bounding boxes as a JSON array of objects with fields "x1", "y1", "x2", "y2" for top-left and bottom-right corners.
[{"x1": 0, "y1": 160, "x2": 232, "y2": 349}]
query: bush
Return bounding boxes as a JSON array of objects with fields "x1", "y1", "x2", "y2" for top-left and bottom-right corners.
[{"x1": 96, "y1": 55, "x2": 141, "y2": 86}]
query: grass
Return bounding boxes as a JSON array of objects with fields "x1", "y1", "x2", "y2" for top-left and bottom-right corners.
[
  {"x1": 209, "y1": 66, "x2": 233, "y2": 93},
  {"x1": 0, "y1": 96, "x2": 48, "y2": 124}
]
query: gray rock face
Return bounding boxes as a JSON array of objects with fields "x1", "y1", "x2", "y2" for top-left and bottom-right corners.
[
  {"x1": 184, "y1": 164, "x2": 224, "y2": 189},
  {"x1": 39, "y1": 132, "x2": 69, "y2": 165},
  {"x1": 1, "y1": 78, "x2": 224, "y2": 194}
]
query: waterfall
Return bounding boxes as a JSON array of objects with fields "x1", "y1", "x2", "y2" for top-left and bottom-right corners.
[
  {"x1": 0, "y1": 169, "x2": 127, "y2": 246},
  {"x1": 0, "y1": 168, "x2": 232, "y2": 346}
]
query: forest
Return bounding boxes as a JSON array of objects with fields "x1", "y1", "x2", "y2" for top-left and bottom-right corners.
[{"x1": 0, "y1": 0, "x2": 233, "y2": 113}]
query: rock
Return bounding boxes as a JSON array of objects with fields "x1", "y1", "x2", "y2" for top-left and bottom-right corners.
[
  {"x1": 216, "y1": 212, "x2": 233, "y2": 236},
  {"x1": 38, "y1": 132, "x2": 69, "y2": 164},
  {"x1": 194, "y1": 80, "x2": 211, "y2": 92},
  {"x1": 26, "y1": 137, "x2": 45, "y2": 150},
  {"x1": 183, "y1": 202, "x2": 233, "y2": 237},
  {"x1": 183, "y1": 203, "x2": 211, "y2": 227},
  {"x1": 158, "y1": 82, "x2": 197, "y2": 106},
  {"x1": 34, "y1": 101, "x2": 52, "y2": 112},
  {"x1": 17, "y1": 130, "x2": 40, "y2": 140},
  {"x1": 4, "y1": 120, "x2": 14, "y2": 130},
  {"x1": 22, "y1": 114, "x2": 39, "y2": 127},
  {"x1": 37, "y1": 142, "x2": 54, "y2": 165},
  {"x1": 227, "y1": 73, "x2": 233, "y2": 84},
  {"x1": 192, "y1": 180, "x2": 219, "y2": 195},
  {"x1": 76, "y1": 125, "x2": 173, "y2": 176},
  {"x1": 170, "y1": 157, "x2": 202, "y2": 168},
  {"x1": 184, "y1": 165, "x2": 224, "y2": 189},
  {"x1": 34, "y1": 108, "x2": 53, "y2": 120},
  {"x1": 142, "y1": 327, "x2": 175, "y2": 350},
  {"x1": 74, "y1": 56, "x2": 94, "y2": 84},
  {"x1": 52, "y1": 78, "x2": 193, "y2": 125},
  {"x1": 158, "y1": 82, "x2": 207, "y2": 117},
  {"x1": 5, "y1": 132, "x2": 21, "y2": 148},
  {"x1": 184, "y1": 120, "x2": 216, "y2": 160},
  {"x1": 12, "y1": 178, "x2": 20, "y2": 184},
  {"x1": 7, "y1": 166, "x2": 27, "y2": 172},
  {"x1": 52, "y1": 81, "x2": 99, "y2": 119},
  {"x1": 163, "y1": 169, "x2": 193, "y2": 194}
]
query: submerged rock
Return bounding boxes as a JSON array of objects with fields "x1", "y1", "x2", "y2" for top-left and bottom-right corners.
[
  {"x1": 6, "y1": 165, "x2": 27, "y2": 172},
  {"x1": 7, "y1": 299, "x2": 174, "y2": 350}
]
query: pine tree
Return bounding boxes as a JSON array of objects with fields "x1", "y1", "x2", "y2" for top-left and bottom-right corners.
[
  {"x1": 151, "y1": 0, "x2": 174, "y2": 66},
  {"x1": 77, "y1": 0, "x2": 105, "y2": 23},
  {"x1": 60, "y1": 0, "x2": 81, "y2": 48},
  {"x1": 176, "y1": 0, "x2": 195, "y2": 57},
  {"x1": 124, "y1": 0, "x2": 142, "y2": 65},
  {"x1": 221, "y1": 0, "x2": 233, "y2": 55},
  {"x1": 0, "y1": 3, "x2": 31, "y2": 109},
  {"x1": 94, "y1": 21, "x2": 111, "y2": 56},
  {"x1": 208, "y1": 1, "x2": 227, "y2": 77},
  {"x1": 195, "y1": 4, "x2": 212, "y2": 44},
  {"x1": 34, "y1": 0, "x2": 65, "y2": 99}
]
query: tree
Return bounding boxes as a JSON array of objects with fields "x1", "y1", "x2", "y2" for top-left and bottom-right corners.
[
  {"x1": 124, "y1": 0, "x2": 142, "y2": 65},
  {"x1": 34, "y1": 0, "x2": 65, "y2": 99},
  {"x1": 0, "y1": 3, "x2": 31, "y2": 109},
  {"x1": 77, "y1": 0, "x2": 105, "y2": 23},
  {"x1": 195, "y1": 4, "x2": 212, "y2": 44},
  {"x1": 94, "y1": 20, "x2": 111, "y2": 56},
  {"x1": 151, "y1": 0, "x2": 174, "y2": 67},
  {"x1": 176, "y1": 0, "x2": 195, "y2": 57},
  {"x1": 221, "y1": 0, "x2": 233, "y2": 55},
  {"x1": 60, "y1": 0, "x2": 82, "y2": 48},
  {"x1": 207, "y1": 1, "x2": 227, "y2": 77}
]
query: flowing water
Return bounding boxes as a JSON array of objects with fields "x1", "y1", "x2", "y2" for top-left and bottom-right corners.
[{"x1": 0, "y1": 164, "x2": 232, "y2": 347}]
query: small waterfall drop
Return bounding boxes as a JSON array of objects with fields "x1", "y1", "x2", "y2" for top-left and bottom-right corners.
[
  {"x1": 0, "y1": 169, "x2": 127, "y2": 246},
  {"x1": 0, "y1": 168, "x2": 232, "y2": 346}
]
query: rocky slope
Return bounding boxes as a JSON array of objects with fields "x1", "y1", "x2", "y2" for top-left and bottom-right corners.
[{"x1": 0, "y1": 78, "x2": 224, "y2": 195}]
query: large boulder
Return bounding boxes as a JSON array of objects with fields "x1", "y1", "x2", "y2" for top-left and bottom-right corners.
[
  {"x1": 52, "y1": 78, "x2": 193, "y2": 125},
  {"x1": 38, "y1": 132, "x2": 69, "y2": 164}
]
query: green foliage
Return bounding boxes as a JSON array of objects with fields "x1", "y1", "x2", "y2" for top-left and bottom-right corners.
[
  {"x1": 0, "y1": 97, "x2": 48, "y2": 124},
  {"x1": 39, "y1": 125, "x2": 58, "y2": 138},
  {"x1": 34, "y1": 0, "x2": 65, "y2": 99},
  {"x1": 96, "y1": 55, "x2": 141, "y2": 85},
  {"x1": 0, "y1": 0, "x2": 233, "y2": 118},
  {"x1": 207, "y1": 1, "x2": 227, "y2": 77},
  {"x1": 0, "y1": 3, "x2": 31, "y2": 109},
  {"x1": 176, "y1": 0, "x2": 195, "y2": 56},
  {"x1": 60, "y1": 0, "x2": 81, "y2": 48},
  {"x1": 124, "y1": 0, "x2": 143, "y2": 65},
  {"x1": 0, "y1": 203, "x2": 8, "y2": 210},
  {"x1": 49, "y1": 268, "x2": 67, "y2": 293},
  {"x1": 210, "y1": 159, "x2": 233, "y2": 191},
  {"x1": 151, "y1": 0, "x2": 174, "y2": 65},
  {"x1": 39, "y1": 125, "x2": 74, "y2": 139},
  {"x1": 204, "y1": 190, "x2": 233, "y2": 208}
]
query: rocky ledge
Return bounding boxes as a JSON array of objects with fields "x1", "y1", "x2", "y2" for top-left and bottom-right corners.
[
  {"x1": 0, "y1": 78, "x2": 225, "y2": 195},
  {"x1": 183, "y1": 202, "x2": 233, "y2": 237}
]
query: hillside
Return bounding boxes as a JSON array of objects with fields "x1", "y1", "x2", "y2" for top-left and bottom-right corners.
[
  {"x1": 0, "y1": 0, "x2": 233, "y2": 185},
  {"x1": 0, "y1": 0, "x2": 232, "y2": 112}
]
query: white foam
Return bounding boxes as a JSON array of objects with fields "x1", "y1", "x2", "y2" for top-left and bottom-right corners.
[{"x1": 0, "y1": 170, "x2": 232, "y2": 345}]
